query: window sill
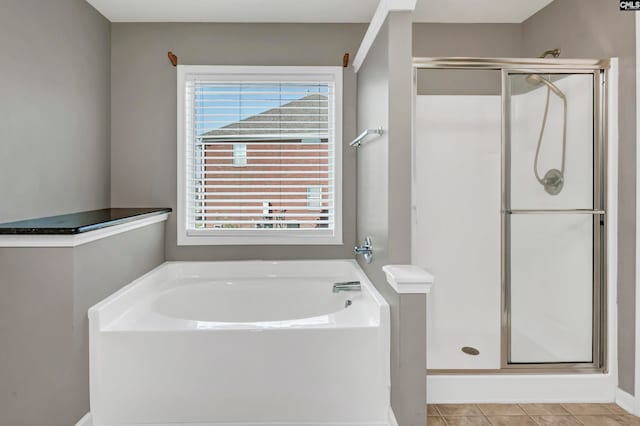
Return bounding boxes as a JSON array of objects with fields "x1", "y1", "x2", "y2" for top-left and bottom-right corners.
[{"x1": 177, "y1": 231, "x2": 342, "y2": 246}]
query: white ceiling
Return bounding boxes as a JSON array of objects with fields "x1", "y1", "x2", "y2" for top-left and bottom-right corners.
[
  {"x1": 86, "y1": 0, "x2": 555, "y2": 23},
  {"x1": 413, "y1": 0, "x2": 555, "y2": 23},
  {"x1": 86, "y1": 0, "x2": 379, "y2": 23}
]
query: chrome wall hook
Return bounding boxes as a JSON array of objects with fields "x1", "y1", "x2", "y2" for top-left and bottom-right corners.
[{"x1": 350, "y1": 128, "x2": 383, "y2": 147}]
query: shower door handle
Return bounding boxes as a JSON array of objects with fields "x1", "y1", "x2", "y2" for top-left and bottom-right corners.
[{"x1": 505, "y1": 209, "x2": 605, "y2": 215}]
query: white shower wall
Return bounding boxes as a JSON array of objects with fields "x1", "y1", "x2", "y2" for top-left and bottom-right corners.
[
  {"x1": 413, "y1": 95, "x2": 502, "y2": 370},
  {"x1": 414, "y1": 74, "x2": 595, "y2": 369}
]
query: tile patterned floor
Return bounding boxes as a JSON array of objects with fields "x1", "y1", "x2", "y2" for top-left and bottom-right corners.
[{"x1": 427, "y1": 404, "x2": 640, "y2": 426}]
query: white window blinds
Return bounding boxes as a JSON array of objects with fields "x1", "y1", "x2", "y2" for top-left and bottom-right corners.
[{"x1": 178, "y1": 67, "x2": 342, "y2": 245}]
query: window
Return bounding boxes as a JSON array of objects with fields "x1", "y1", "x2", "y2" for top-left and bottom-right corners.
[
  {"x1": 177, "y1": 66, "x2": 343, "y2": 245},
  {"x1": 307, "y1": 186, "x2": 322, "y2": 208},
  {"x1": 232, "y1": 143, "x2": 247, "y2": 166}
]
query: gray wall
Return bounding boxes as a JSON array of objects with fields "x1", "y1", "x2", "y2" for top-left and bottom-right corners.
[
  {"x1": 521, "y1": 0, "x2": 636, "y2": 395},
  {"x1": 110, "y1": 23, "x2": 366, "y2": 260},
  {"x1": 413, "y1": 23, "x2": 521, "y2": 96},
  {"x1": 0, "y1": 248, "x2": 74, "y2": 426},
  {"x1": 416, "y1": 69, "x2": 502, "y2": 96},
  {"x1": 413, "y1": 23, "x2": 522, "y2": 57},
  {"x1": 357, "y1": 13, "x2": 426, "y2": 425},
  {"x1": 0, "y1": 223, "x2": 165, "y2": 426},
  {"x1": 0, "y1": 0, "x2": 111, "y2": 223}
]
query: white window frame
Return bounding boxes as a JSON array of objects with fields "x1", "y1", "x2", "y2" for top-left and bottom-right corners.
[{"x1": 177, "y1": 65, "x2": 343, "y2": 245}]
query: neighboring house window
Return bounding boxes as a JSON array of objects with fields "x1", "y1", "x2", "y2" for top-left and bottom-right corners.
[
  {"x1": 177, "y1": 66, "x2": 343, "y2": 245},
  {"x1": 302, "y1": 138, "x2": 322, "y2": 144},
  {"x1": 307, "y1": 186, "x2": 322, "y2": 208},
  {"x1": 232, "y1": 143, "x2": 247, "y2": 166}
]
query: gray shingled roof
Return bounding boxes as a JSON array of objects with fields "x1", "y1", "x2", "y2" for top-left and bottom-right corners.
[{"x1": 201, "y1": 94, "x2": 328, "y2": 138}]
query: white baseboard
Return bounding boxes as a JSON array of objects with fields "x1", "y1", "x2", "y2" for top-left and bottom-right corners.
[
  {"x1": 74, "y1": 413, "x2": 389, "y2": 426},
  {"x1": 427, "y1": 374, "x2": 616, "y2": 404},
  {"x1": 616, "y1": 388, "x2": 637, "y2": 415},
  {"x1": 387, "y1": 407, "x2": 398, "y2": 426},
  {"x1": 75, "y1": 413, "x2": 92, "y2": 426}
]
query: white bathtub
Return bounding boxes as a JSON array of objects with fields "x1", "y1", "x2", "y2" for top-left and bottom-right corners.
[{"x1": 85, "y1": 260, "x2": 390, "y2": 426}]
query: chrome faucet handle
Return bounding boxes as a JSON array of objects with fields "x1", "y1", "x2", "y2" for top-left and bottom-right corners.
[{"x1": 354, "y1": 236, "x2": 373, "y2": 264}]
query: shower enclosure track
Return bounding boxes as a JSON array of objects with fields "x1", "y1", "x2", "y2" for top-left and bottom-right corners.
[{"x1": 506, "y1": 209, "x2": 605, "y2": 215}]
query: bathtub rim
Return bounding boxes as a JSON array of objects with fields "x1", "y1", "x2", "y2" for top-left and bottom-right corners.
[{"x1": 88, "y1": 259, "x2": 390, "y2": 331}]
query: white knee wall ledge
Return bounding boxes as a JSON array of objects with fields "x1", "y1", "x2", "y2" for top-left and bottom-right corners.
[
  {"x1": 382, "y1": 264, "x2": 434, "y2": 294},
  {"x1": 0, "y1": 213, "x2": 169, "y2": 248}
]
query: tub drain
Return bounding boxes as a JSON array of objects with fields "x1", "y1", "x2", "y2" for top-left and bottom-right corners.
[{"x1": 461, "y1": 346, "x2": 480, "y2": 356}]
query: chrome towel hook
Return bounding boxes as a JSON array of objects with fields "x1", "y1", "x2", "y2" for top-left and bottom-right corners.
[{"x1": 350, "y1": 127, "x2": 383, "y2": 147}]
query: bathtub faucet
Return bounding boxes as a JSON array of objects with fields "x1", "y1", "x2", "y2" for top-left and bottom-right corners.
[{"x1": 332, "y1": 281, "x2": 361, "y2": 293}]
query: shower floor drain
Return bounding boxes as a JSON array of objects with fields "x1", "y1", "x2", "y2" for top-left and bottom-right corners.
[{"x1": 461, "y1": 346, "x2": 480, "y2": 356}]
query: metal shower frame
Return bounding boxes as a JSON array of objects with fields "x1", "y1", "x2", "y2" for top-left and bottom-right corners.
[{"x1": 413, "y1": 57, "x2": 610, "y2": 374}]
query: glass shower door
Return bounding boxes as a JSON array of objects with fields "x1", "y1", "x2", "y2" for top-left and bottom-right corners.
[{"x1": 504, "y1": 70, "x2": 604, "y2": 366}]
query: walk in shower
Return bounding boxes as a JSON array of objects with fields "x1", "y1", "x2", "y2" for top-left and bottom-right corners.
[{"x1": 412, "y1": 57, "x2": 609, "y2": 372}]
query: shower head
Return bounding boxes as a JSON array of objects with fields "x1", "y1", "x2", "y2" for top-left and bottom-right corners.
[{"x1": 526, "y1": 74, "x2": 566, "y2": 100}]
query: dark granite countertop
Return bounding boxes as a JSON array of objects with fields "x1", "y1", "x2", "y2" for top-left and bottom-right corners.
[{"x1": 0, "y1": 208, "x2": 172, "y2": 235}]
